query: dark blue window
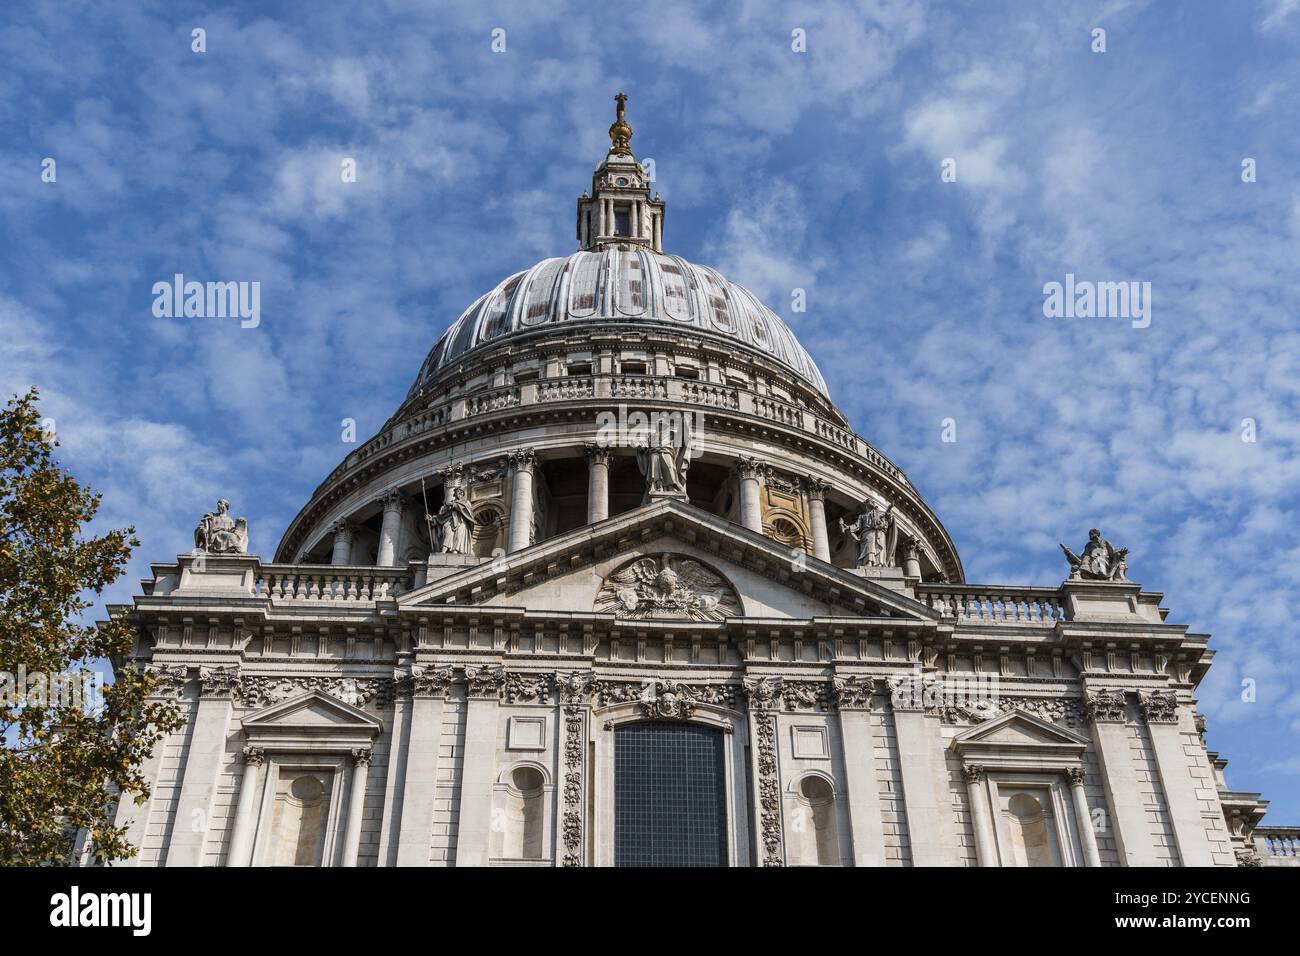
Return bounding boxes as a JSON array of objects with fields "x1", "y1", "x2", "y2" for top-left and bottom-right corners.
[{"x1": 614, "y1": 722, "x2": 728, "y2": 867}]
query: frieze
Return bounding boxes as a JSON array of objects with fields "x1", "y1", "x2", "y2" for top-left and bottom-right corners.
[
  {"x1": 591, "y1": 678, "x2": 738, "y2": 719},
  {"x1": 781, "y1": 680, "x2": 829, "y2": 711},
  {"x1": 742, "y1": 675, "x2": 784, "y2": 712},
  {"x1": 239, "y1": 675, "x2": 389, "y2": 709},
  {"x1": 940, "y1": 696, "x2": 1085, "y2": 727},
  {"x1": 504, "y1": 671, "x2": 552, "y2": 704}
]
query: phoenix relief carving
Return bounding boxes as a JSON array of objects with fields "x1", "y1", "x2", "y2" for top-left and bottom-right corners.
[{"x1": 595, "y1": 554, "x2": 740, "y2": 622}]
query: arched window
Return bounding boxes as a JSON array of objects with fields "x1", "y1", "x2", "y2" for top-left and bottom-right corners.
[
  {"x1": 614, "y1": 723, "x2": 727, "y2": 867},
  {"x1": 791, "y1": 775, "x2": 839, "y2": 866}
]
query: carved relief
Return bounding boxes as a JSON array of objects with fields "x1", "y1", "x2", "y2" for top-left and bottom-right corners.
[
  {"x1": 504, "y1": 671, "x2": 552, "y2": 704},
  {"x1": 239, "y1": 675, "x2": 388, "y2": 709},
  {"x1": 398, "y1": 665, "x2": 455, "y2": 699},
  {"x1": 1138, "y1": 690, "x2": 1179, "y2": 724},
  {"x1": 744, "y1": 678, "x2": 784, "y2": 867},
  {"x1": 146, "y1": 664, "x2": 189, "y2": 699},
  {"x1": 594, "y1": 554, "x2": 739, "y2": 622},
  {"x1": 198, "y1": 665, "x2": 241, "y2": 698},
  {"x1": 831, "y1": 675, "x2": 875, "y2": 711},
  {"x1": 591, "y1": 678, "x2": 738, "y2": 718},
  {"x1": 940, "y1": 696, "x2": 1085, "y2": 727},
  {"x1": 1084, "y1": 688, "x2": 1128, "y2": 723},
  {"x1": 464, "y1": 664, "x2": 507, "y2": 698},
  {"x1": 556, "y1": 671, "x2": 592, "y2": 868}
]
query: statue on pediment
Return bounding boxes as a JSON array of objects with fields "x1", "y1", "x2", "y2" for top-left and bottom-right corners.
[
  {"x1": 433, "y1": 486, "x2": 475, "y2": 554},
  {"x1": 636, "y1": 425, "x2": 691, "y2": 502},
  {"x1": 194, "y1": 499, "x2": 248, "y2": 554},
  {"x1": 839, "y1": 499, "x2": 896, "y2": 568},
  {"x1": 1061, "y1": 528, "x2": 1129, "y2": 581}
]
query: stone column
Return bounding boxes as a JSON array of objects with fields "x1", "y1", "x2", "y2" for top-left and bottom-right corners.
[
  {"x1": 888, "y1": 676, "x2": 959, "y2": 866},
  {"x1": 585, "y1": 444, "x2": 611, "y2": 523},
  {"x1": 963, "y1": 765, "x2": 997, "y2": 866},
  {"x1": 1085, "y1": 688, "x2": 1158, "y2": 866},
  {"x1": 1140, "y1": 691, "x2": 1216, "y2": 866},
  {"x1": 735, "y1": 458, "x2": 766, "y2": 534},
  {"x1": 902, "y1": 535, "x2": 922, "y2": 579},
  {"x1": 341, "y1": 747, "x2": 372, "y2": 867},
  {"x1": 330, "y1": 520, "x2": 356, "y2": 565},
  {"x1": 394, "y1": 666, "x2": 453, "y2": 866},
  {"x1": 803, "y1": 476, "x2": 831, "y2": 562},
  {"x1": 508, "y1": 449, "x2": 536, "y2": 552},
  {"x1": 832, "y1": 676, "x2": 886, "y2": 866},
  {"x1": 1068, "y1": 767, "x2": 1102, "y2": 867},
  {"x1": 166, "y1": 666, "x2": 239, "y2": 867},
  {"x1": 225, "y1": 745, "x2": 265, "y2": 867},
  {"x1": 376, "y1": 491, "x2": 404, "y2": 567},
  {"x1": 455, "y1": 665, "x2": 506, "y2": 866}
]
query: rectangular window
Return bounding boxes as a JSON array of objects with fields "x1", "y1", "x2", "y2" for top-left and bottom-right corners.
[
  {"x1": 621, "y1": 361, "x2": 647, "y2": 375},
  {"x1": 567, "y1": 362, "x2": 592, "y2": 376},
  {"x1": 614, "y1": 206, "x2": 631, "y2": 236}
]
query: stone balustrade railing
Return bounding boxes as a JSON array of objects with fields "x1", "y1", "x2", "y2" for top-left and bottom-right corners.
[
  {"x1": 916, "y1": 583, "x2": 1068, "y2": 625},
  {"x1": 258, "y1": 565, "x2": 412, "y2": 603},
  {"x1": 1255, "y1": 826, "x2": 1300, "y2": 864},
  {"x1": 340, "y1": 373, "x2": 914, "y2": 488}
]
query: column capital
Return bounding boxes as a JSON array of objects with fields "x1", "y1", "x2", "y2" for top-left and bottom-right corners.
[
  {"x1": 962, "y1": 764, "x2": 984, "y2": 784},
  {"x1": 465, "y1": 663, "x2": 507, "y2": 698},
  {"x1": 830, "y1": 674, "x2": 874, "y2": 710},
  {"x1": 377, "y1": 489, "x2": 406, "y2": 513},
  {"x1": 1084, "y1": 688, "x2": 1128, "y2": 723},
  {"x1": 330, "y1": 519, "x2": 358, "y2": 539},
  {"x1": 199, "y1": 665, "x2": 240, "y2": 698},
  {"x1": 350, "y1": 747, "x2": 373, "y2": 768},
  {"x1": 1066, "y1": 766, "x2": 1086, "y2": 786},
  {"x1": 801, "y1": 475, "x2": 829, "y2": 501},
  {"x1": 241, "y1": 745, "x2": 266, "y2": 767},
  {"x1": 734, "y1": 456, "x2": 769, "y2": 480},
  {"x1": 399, "y1": 664, "x2": 455, "y2": 698},
  {"x1": 742, "y1": 675, "x2": 784, "y2": 712},
  {"x1": 584, "y1": 443, "x2": 613, "y2": 466},
  {"x1": 509, "y1": 448, "x2": 538, "y2": 475},
  {"x1": 1137, "y1": 689, "x2": 1179, "y2": 724}
]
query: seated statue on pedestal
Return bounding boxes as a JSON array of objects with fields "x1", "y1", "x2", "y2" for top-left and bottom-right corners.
[{"x1": 194, "y1": 499, "x2": 249, "y2": 554}]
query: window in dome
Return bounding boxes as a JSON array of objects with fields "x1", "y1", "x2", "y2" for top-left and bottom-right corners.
[
  {"x1": 614, "y1": 205, "x2": 631, "y2": 236},
  {"x1": 620, "y1": 360, "x2": 647, "y2": 375},
  {"x1": 567, "y1": 362, "x2": 592, "y2": 377},
  {"x1": 675, "y1": 366, "x2": 699, "y2": 379}
]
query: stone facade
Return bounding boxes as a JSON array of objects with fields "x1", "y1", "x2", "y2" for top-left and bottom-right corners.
[{"x1": 105, "y1": 98, "x2": 1281, "y2": 867}]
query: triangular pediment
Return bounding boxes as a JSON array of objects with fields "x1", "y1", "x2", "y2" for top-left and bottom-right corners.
[
  {"x1": 951, "y1": 709, "x2": 1089, "y2": 762},
  {"x1": 397, "y1": 499, "x2": 939, "y2": 625},
  {"x1": 241, "y1": 690, "x2": 382, "y2": 737}
]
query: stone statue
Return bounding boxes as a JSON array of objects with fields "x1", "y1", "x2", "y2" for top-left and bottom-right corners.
[
  {"x1": 636, "y1": 424, "x2": 691, "y2": 502},
  {"x1": 193, "y1": 499, "x2": 248, "y2": 554},
  {"x1": 433, "y1": 486, "x2": 475, "y2": 554},
  {"x1": 1060, "y1": 528, "x2": 1129, "y2": 581},
  {"x1": 839, "y1": 500, "x2": 896, "y2": 568}
]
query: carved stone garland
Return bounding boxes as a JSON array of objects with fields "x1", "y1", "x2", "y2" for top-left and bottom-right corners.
[
  {"x1": 743, "y1": 676, "x2": 785, "y2": 867},
  {"x1": 557, "y1": 671, "x2": 592, "y2": 867}
]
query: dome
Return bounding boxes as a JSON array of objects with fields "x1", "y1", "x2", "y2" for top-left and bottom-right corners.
[{"x1": 407, "y1": 249, "x2": 829, "y2": 399}]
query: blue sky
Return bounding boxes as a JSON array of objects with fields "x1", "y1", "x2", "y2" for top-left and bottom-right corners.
[{"x1": 3, "y1": 1, "x2": 1298, "y2": 821}]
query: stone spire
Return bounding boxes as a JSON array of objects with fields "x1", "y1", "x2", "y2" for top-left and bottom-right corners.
[{"x1": 577, "y1": 93, "x2": 665, "y2": 252}]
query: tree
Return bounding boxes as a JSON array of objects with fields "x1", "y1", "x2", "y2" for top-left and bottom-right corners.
[{"x1": 0, "y1": 389, "x2": 182, "y2": 865}]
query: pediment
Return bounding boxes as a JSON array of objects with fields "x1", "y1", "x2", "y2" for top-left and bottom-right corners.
[
  {"x1": 241, "y1": 689, "x2": 382, "y2": 740},
  {"x1": 397, "y1": 499, "x2": 939, "y2": 624},
  {"x1": 950, "y1": 709, "x2": 1089, "y2": 764}
]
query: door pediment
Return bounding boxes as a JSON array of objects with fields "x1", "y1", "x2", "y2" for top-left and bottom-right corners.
[{"x1": 241, "y1": 690, "x2": 382, "y2": 751}]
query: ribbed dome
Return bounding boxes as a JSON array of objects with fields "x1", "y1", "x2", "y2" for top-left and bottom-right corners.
[{"x1": 407, "y1": 249, "x2": 829, "y2": 398}]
